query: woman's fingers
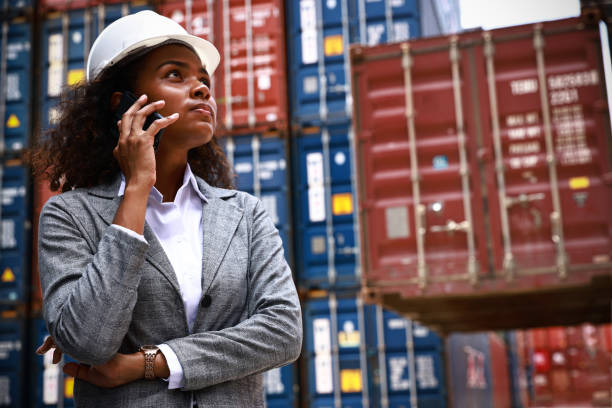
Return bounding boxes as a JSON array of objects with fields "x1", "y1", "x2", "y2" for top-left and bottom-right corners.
[
  {"x1": 36, "y1": 335, "x2": 56, "y2": 355},
  {"x1": 53, "y1": 347, "x2": 63, "y2": 364},
  {"x1": 129, "y1": 100, "x2": 165, "y2": 133},
  {"x1": 145, "y1": 112, "x2": 179, "y2": 137}
]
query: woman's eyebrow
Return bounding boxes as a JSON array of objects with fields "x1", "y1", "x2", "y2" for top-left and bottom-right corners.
[{"x1": 156, "y1": 60, "x2": 209, "y2": 75}]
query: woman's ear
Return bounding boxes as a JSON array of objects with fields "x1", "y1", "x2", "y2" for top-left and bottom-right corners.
[{"x1": 110, "y1": 92, "x2": 123, "y2": 111}]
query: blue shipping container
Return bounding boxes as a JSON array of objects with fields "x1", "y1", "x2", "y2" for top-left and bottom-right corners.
[
  {"x1": 0, "y1": 311, "x2": 25, "y2": 407},
  {"x1": 41, "y1": 3, "x2": 152, "y2": 132},
  {"x1": 1, "y1": 162, "x2": 29, "y2": 303},
  {"x1": 293, "y1": 122, "x2": 360, "y2": 289},
  {"x1": 222, "y1": 133, "x2": 292, "y2": 263},
  {"x1": 303, "y1": 293, "x2": 446, "y2": 407},
  {"x1": 264, "y1": 364, "x2": 298, "y2": 408},
  {"x1": 286, "y1": 0, "x2": 424, "y2": 125},
  {"x1": 1, "y1": 17, "x2": 31, "y2": 152}
]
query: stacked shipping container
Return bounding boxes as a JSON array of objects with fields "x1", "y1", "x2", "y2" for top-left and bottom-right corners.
[
  {"x1": 350, "y1": 15, "x2": 612, "y2": 332},
  {"x1": 285, "y1": 0, "x2": 460, "y2": 405},
  {"x1": 0, "y1": 1, "x2": 33, "y2": 406}
]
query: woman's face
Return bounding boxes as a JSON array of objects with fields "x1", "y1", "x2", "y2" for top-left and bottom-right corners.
[{"x1": 131, "y1": 44, "x2": 217, "y2": 152}]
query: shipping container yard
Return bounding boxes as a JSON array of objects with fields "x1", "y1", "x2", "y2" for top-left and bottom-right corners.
[{"x1": 1, "y1": 0, "x2": 611, "y2": 407}]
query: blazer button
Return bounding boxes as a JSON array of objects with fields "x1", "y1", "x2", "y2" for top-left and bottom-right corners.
[{"x1": 201, "y1": 294, "x2": 212, "y2": 308}]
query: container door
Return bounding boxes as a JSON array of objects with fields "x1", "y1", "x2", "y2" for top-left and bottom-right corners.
[
  {"x1": 353, "y1": 37, "x2": 487, "y2": 294},
  {"x1": 481, "y1": 23, "x2": 612, "y2": 281}
]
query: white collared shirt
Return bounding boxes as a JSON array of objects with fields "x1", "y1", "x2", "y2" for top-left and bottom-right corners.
[{"x1": 114, "y1": 163, "x2": 206, "y2": 389}]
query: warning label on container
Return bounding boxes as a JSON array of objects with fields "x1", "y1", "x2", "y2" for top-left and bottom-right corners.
[
  {"x1": 315, "y1": 354, "x2": 333, "y2": 393},
  {"x1": 332, "y1": 193, "x2": 353, "y2": 216},
  {"x1": 67, "y1": 69, "x2": 85, "y2": 86},
  {"x1": 5, "y1": 114, "x2": 20, "y2": 129},
  {"x1": 324, "y1": 35, "x2": 343, "y2": 57},
  {"x1": 1, "y1": 268, "x2": 15, "y2": 283},
  {"x1": 338, "y1": 320, "x2": 360, "y2": 348},
  {"x1": 65, "y1": 377, "x2": 74, "y2": 398},
  {"x1": 340, "y1": 369, "x2": 362, "y2": 392}
]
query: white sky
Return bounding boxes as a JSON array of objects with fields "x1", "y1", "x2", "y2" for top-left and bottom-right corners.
[{"x1": 460, "y1": 0, "x2": 581, "y2": 30}]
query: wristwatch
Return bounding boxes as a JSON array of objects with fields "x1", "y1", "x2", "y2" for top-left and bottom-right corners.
[{"x1": 139, "y1": 345, "x2": 160, "y2": 379}]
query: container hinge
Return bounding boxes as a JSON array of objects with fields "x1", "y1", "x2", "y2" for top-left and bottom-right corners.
[{"x1": 505, "y1": 192, "x2": 545, "y2": 208}]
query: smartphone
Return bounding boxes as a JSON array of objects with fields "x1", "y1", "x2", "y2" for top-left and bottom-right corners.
[{"x1": 113, "y1": 90, "x2": 164, "y2": 152}]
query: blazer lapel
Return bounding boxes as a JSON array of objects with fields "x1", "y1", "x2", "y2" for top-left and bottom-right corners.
[
  {"x1": 88, "y1": 177, "x2": 181, "y2": 294},
  {"x1": 197, "y1": 179, "x2": 243, "y2": 294}
]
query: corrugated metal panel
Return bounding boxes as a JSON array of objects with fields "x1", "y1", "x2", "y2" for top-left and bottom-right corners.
[
  {"x1": 221, "y1": 133, "x2": 292, "y2": 263},
  {"x1": 0, "y1": 310, "x2": 25, "y2": 407},
  {"x1": 1, "y1": 160, "x2": 29, "y2": 303},
  {"x1": 303, "y1": 293, "x2": 446, "y2": 407},
  {"x1": 293, "y1": 123, "x2": 360, "y2": 289},
  {"x1": 351, "y1": 17, "x2": 612, "y2": 330},
  {"x1": 1, "y1": 17, "x2": 31, "y2": 153},
  {"x1": 40, "y1": 3, "x2": 152, "y2": 135}
]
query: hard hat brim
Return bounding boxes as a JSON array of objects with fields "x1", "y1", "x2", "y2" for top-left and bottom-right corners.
[{"x1": 88, "y1": 34, "x2": 220, "y2": 81}]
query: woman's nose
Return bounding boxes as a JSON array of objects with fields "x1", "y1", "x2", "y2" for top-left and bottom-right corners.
[{"x1": 191, "y1": 80, "x2": 210, "y2": 100}]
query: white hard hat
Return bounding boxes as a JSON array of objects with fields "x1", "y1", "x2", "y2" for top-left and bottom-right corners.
[{"x1": 86, "y1": 10, "x2": 220, "y2": 81}]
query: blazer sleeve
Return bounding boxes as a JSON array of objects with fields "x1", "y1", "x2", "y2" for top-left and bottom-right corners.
[
  {"x1": 39, "y1": 195, "x2": 149, "y2": 365},
  {"x1": 165, "y1": 198, "x2": 303, "y2": 391}
]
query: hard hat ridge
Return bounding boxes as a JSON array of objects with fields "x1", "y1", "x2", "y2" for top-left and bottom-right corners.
[{"x1": 86, "y1": 10, "x2": 220, "y2": 81}]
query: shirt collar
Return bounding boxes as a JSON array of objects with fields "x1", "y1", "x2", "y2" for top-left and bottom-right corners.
[{"x1": 117, "y1": 163, "x2": 208, "y2": 203}]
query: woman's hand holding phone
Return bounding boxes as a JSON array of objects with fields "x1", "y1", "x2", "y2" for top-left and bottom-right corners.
[
  {"x1": 113, "y1": 93, "x2": 178, "y2": 192},
  {"x1": 112, "y1": 93, "x2": 179, "y2": 235}
]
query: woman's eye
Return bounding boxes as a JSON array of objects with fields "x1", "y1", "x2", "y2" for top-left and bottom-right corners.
[
  {"x1": 201, "y1": 78, "x2": 211, "y2": 87},
  {"x1": 167, "y1": 70, "x2": 181, "y2": 79}
]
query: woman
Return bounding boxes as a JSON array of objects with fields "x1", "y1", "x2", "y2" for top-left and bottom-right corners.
[{"x1": 31, "y1": 10, "x2": 302, "y2": 407}]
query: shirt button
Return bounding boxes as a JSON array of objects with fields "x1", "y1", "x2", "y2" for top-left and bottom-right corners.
[{"x1": 200, "y1": 294, "x2": 212, "y2": 308}]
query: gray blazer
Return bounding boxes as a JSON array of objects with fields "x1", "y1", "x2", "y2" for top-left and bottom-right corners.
[{"x1": 38, "y1": 175, "x2": 302, "y2": 407}]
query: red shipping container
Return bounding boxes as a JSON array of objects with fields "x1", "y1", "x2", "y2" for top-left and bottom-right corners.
[
  {"x1": 40, "y1": 0, "x2": 149, "y2": 11},
  {"x1": 159, "y1": 0, "x2": 289, "y2": 135},
  {"x1": 548, "y1": 327, "x2": 568, "y2": 350},
  {"x1": 351, "y1": 16, "x2": 612, "y2": 331},
  {"x1": 529, "y1": 328, "x2": 549, "y2": 349},
  {"x1": 599, "y1": 324, "x2": 612, "y2": 352}
]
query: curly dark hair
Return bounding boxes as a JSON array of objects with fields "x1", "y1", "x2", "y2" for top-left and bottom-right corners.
[{"x1": 28, "y1": 45, "x2": 234, "y2": 192}]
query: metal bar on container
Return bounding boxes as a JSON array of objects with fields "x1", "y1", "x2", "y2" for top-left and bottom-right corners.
[
  {"x1": 251, "y1": 135, "x2": 261, "y2": 198},
  {"x1": 533, "y1": 24, "x2": 568, "y2": 279},
  {"x1": 405, "y1": 316, "x2": 418, "y2": 408},
  {"x1": 375, "y1": 305, "x2": 389, "y2": 408},
  {"x1": 206, "y1": 0, "x2": 214, "y2": 43},
  {"x1": 358, "y1": 0, "x2": 366, "y2": 44},
  {"x1": 225, "y1": 135, "x2": 235, "y2": 171},
  {"x1": 340, "y1": 0, "x2": 352, "y2": 118},
  {"x1": 0, "y1": 5, "x2": 9, "y2": 155},
  {"x1": 356, "y1": 296, "x2": 369, "y2": 407},
  {"x1": 449, "y1": 36, "x2": 478, "y2": 284},
  {"x1": 185, "y1": 0, "x2": 192, "y2": 34},
  {"x1": 83, "y1": 7, "x2": 91, "y2": 65},
  {"x1": 121, "y1": 2, "x2": 128, "y2": 17},
  {"x1": 222, "y1": 0, "x2": 232, "y2": 129},
  {"x1": 483, "y1": 32, "x2": 515, "y2": 279},
  {"x1": 600, "y1": 21, "x2": 612, "y2": 134},
  {"x1": 401, "y1": 42, "x2": 427, "y2": 288},
  {"x1": 61, "y1": 12, "x2": 69, "y2": 91},
  {"x1": 329, "y1": 293, "x2": 341, "y2": 408},
  {"x1": 96, "y1": 4, "x2": 105, "y2": 35},
  {"x1": 315, "y1": 0, "x2": 327, "y2": 121},
  {"x1": 384, "y1": 0, "x2": 394, "y2": 42},
  {"x1": 348, "y1": 125, "x2": 361, "y2": 279},
  {"x1": 245, "y1": 0, "x2": 255, "y2": 128},
  {"x1": 321, "y1": 126, "x2": 337, "y2": 285}
]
